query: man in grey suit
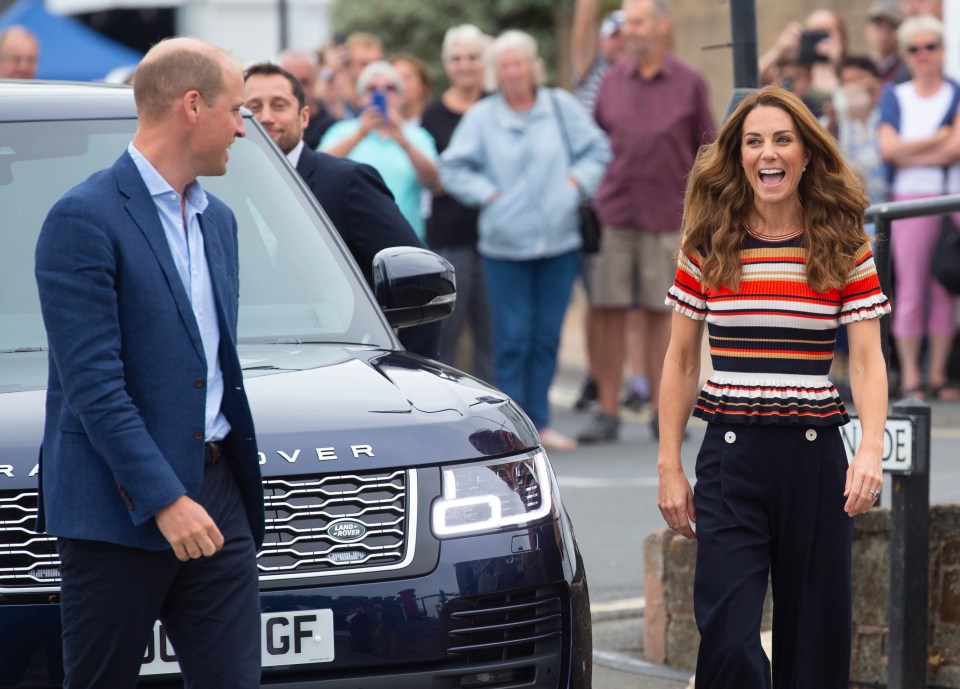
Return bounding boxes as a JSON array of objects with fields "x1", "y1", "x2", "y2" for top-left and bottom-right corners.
[{"x1": 35, "y1": 37, "x2": 263, "y2": 688}]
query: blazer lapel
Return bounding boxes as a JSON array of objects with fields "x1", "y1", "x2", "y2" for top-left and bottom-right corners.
[{"x1": 114, "y1": 153, "x2": 205, "y2": 363}]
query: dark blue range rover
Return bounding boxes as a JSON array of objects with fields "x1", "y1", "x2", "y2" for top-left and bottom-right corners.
[{"x1": 0, "y1": 81, "x2": 591, "y2": 688}]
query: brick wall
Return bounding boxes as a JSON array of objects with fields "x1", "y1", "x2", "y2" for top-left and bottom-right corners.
[{"x1": 644, "y1": 505, "x2": 960, "y2": 685}]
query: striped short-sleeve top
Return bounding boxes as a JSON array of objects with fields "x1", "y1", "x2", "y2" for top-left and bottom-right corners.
[{"x1": 665, "y1": 232, "x2": 891, "y2": 426}]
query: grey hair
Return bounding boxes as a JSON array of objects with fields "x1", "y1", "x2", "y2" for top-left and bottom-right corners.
[
  {"x1": 356, "y1": 60, "x2": 405, "y2": 96},
  {"x1": 278, "y1": 48, "x2": 319, "y2": 68},
  {"x1": 441, "y1": 24, "x2": 492, "y2": 63},
  {"x1": 897, "y1": 14, "x2": 943, "y2": 50},
  {"x1": 622, "y1": 0, "x2": 670, "y2": 18},
  {"x1": 485, "y1": 29, "x2": 545, "y2": 93}
]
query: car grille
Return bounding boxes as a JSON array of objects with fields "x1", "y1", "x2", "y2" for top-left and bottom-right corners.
[
  {"x1": 0, "y1": 490, "x2": 58, "y2": 590},
  {"x1": 0, "y1": 469, "x2": 413, "y2": 592},
  {"x1": 445, "y1": 586, "x2": 564, "y2": 664},
  {"x1": 258, "y1": 469, "x2": 413, "y2": 580}
]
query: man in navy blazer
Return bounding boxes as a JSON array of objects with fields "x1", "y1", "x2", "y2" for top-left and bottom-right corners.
[
  {"x1": 35, "y1": 38, "x2": 263, "y2": 688},
  {"x1": 243, "y1": 62, "x2": 441, "y2": 358}
]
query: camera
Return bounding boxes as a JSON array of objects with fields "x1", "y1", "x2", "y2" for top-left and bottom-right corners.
[{"x1": 798, "y1": 29, "x2": 830, "y2": 65}]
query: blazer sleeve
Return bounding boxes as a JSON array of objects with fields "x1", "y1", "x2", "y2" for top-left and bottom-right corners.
[{"x1": 344, "y1": 163, "x2": 423, "y2": 282}]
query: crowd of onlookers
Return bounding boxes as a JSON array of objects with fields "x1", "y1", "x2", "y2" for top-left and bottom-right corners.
[
  {"x1": 757, "y1": 0, "x2": 959, "y2": 404},
  {"x1": 2, "y1": 0, "x2": 958, "y2": 444}
]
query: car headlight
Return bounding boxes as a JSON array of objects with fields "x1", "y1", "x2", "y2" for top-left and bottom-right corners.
[{"x1": 431, "y1": 450, "x2": 555, "y2": 537}]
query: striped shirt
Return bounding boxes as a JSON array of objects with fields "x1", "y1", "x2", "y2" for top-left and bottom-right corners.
[{"x1": 665, "y1": 232, "x2": 890, "y2": 426}]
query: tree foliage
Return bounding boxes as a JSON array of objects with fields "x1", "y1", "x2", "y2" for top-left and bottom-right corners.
[{"x1": 329, "y1": 0, "x2": 562, "y2": 88}]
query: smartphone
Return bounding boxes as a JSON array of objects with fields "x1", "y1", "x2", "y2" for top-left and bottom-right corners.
[
  {"x1": 371, "y1": 88, "x2": 388, "y2": 119},
  {"x1": 798, "y1": 29, "x2": 830, "y2": 65}
]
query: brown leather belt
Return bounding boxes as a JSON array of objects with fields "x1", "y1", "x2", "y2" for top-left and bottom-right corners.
[{"x1": 204, "y1": 441, "x2": 225, "y2": 466}]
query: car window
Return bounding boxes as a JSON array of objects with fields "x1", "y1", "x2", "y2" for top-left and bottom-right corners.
[{"x1": 0, "y1": 117, "x2": 394, "y2": 392}]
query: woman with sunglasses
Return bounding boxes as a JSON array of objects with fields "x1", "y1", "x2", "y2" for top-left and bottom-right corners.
[
  {"x1": 321, "y1": 60, "x2": 438, "y2": 240},
  {"x1": 420, "y1": 25, "x2": 494, "y2": 384},
  {"x1": 877, "y1": 14, "x2": 960, "y2": 402}
]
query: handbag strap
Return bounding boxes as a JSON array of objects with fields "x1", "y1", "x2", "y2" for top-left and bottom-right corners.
[{"x1": 548, "y1": 89, "x2": 582, "y2": 197}]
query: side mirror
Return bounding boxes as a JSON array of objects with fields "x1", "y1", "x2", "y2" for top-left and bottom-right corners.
[{"x1": 372, "y1": 247, "x2": 456, "y2": 329}]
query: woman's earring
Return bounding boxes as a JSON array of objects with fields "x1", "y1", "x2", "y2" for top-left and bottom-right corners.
[{"x1": 802, "y1": 165, "x2": 807, "y2": 172}]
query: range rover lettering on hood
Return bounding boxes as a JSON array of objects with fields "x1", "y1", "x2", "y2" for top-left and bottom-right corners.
[{"x1": 259, "y1": 445, "x2": 375, "y2": 464}]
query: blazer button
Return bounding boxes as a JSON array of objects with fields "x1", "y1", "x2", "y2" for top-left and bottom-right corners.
[
  {"x1": 194, "y1": 378, "x2": 205, "y2": 388},
  {"x1": 194, "y1": 430, "x2": 204, "y2": 441}
]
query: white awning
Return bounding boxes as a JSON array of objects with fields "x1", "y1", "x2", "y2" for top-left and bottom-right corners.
[{"x1": 46, "y1": 0, "x2": 182, "y2": 15}]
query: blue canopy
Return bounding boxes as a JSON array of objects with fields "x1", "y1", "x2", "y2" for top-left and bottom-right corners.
[{"x1": 0, "y1": 0, "x2": 142, "y2": 81}]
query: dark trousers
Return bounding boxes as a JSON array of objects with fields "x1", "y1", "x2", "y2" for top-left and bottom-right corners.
[
  {"x1": 57, "y1": 459, "x2": 260, "y2": 689},
  {"x1": 693, "y1": 423, "x2": 853, "y2": 689}
]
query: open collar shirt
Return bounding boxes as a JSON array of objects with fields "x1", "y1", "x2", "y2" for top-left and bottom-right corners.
[
  {"x1": 128, "y1": 143, "x2": 230, "y2": 442},
  {"x1": 593, "y1": 53, "x2": 716, "y2": 233}
]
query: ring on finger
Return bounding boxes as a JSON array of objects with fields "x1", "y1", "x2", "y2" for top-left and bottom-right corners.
[{"x1": 869, "y1": 489, "x2": 881, "y2": 500}]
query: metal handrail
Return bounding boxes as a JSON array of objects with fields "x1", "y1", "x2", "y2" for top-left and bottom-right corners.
[{"x1": 865, "y1": 193, "x2": 960, "y2": 366}]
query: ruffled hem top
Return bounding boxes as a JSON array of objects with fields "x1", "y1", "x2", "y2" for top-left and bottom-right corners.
[{"x1": 666, "y1": 233, "x2": 890, "y2": 426}]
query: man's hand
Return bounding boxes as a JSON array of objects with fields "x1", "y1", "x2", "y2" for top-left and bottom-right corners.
[{"x1": 155, "y1": 495, "x2": 224, "y2": 561}]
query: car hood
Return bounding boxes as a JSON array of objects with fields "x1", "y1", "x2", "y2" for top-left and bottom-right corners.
[{"x1": 0, "y1": 346, "x2": 539, "y2": 488}]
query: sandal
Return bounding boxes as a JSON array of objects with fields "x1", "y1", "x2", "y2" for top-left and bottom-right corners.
[{"x1": 930, "y1": 383, "x2": 960, "y2": 402}]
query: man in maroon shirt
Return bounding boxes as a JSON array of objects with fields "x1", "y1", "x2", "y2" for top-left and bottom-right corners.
[{"x1": 577, "y1": 0, "x2": 715, "y2": 443}]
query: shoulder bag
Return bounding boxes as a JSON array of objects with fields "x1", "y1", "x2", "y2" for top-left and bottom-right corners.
[
  {"x1": 932, "y1": 168, "x2": 960, "y2": 295},
  {"x1": 549, "y1": 90, "x2": 601, "y2": 255}
]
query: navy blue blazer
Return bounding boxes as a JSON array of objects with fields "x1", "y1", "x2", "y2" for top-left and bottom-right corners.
[
  {"x1": 295, "y1": 146, "x2": 441, "y2": 358},
  {"x1": 35, "y1": 152, "x2": 264, "y2": 550}
]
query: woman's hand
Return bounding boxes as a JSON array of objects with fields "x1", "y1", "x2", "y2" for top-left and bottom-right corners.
[
  {"x1": 657, "y1": 465, "x2": 696, "y2": 539},
  {"x1": 844, "y1": 449, "x2": 883, "y2": 517}
]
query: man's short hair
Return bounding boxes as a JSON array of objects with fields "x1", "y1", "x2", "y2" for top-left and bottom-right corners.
[
  {"x1": 838, "y1": 55, "x2": 880, "y2": 78},
  {"x1": 346, "y1": 32, "x2": 382, "y2": 52},
  {"x1": 0, "y1": 25, "x2": 39, "y2": 53},
  {"x1": 243, "y1": 62, "x2": 306, "y2": 111},
  {"x1": 133, "y1": 38, "x2": 230, "y2": 122}
]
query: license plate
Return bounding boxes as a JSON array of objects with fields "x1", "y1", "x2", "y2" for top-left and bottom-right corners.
[{"x1": 140, "y1": 609, "x2": 335, "y2": 676}]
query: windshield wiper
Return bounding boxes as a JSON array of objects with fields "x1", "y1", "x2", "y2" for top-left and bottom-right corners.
[{"x1": 0, "y1": 347, "x2": 47, "y2": 354}]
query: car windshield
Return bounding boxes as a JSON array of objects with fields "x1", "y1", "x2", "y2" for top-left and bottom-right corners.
[{"x1": 0, "y1": 115, "x2": 394, "y2": 392}]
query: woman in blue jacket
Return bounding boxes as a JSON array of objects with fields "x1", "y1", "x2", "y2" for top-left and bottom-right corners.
[{"x1": 440, "y1": 29, "x2": 611, "y2": 451}]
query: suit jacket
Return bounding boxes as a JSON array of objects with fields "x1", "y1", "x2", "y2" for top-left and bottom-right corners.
[
  {"x1": 35, "y1": 152, "x2": 264, "y2": 550},
  {"x1": 295, "y1": 146, "x2": 441, "y2": 358}
]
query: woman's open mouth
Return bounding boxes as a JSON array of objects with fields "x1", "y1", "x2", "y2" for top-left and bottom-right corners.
[{"x1": 759, "y1": 168, "x2": 786, "y2": 186}]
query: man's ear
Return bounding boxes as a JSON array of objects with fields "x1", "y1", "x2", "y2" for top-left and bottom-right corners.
[
  {"x1": 182, "y1": 90, "x2": 203, "y2": 122},
  {"x1": 300, "y1": 105, "x2": 311, "y2": 130}
]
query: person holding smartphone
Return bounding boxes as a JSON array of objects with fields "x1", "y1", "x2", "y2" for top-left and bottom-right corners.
[{"x1": 321, "y1": 61, "x2": 438, "y2": 240}]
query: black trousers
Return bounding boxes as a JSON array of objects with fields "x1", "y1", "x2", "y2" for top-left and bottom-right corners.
[
  {"x1": 693, "y1": 423, "x2": 853, "y2": 689},
  {"x1": 57, "y1": 459, "x2": 260, "y2": 689}
]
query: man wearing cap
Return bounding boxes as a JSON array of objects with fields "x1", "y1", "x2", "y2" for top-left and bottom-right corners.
[
  {"x1": 571, "y1": 0, "x2": 627, "y2": 113},
  {"x1": 865, "y1": 0, "x2": 904, "y2": 83}
]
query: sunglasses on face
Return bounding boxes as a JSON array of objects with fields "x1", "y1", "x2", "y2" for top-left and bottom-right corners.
[
  {"x1": 906, "y1": 42, "x2": 941, "y2": 55},
  {"x1": 366, "y1": 84, "x2": 398, "y2": 94}
]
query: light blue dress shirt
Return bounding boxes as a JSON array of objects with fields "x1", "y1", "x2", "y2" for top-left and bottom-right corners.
[{"x1": 128, "y1": 143, "x2": 231, "y2": 442}]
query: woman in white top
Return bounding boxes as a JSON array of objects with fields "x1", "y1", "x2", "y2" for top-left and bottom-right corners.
[{"x1": 877, "y1": 14, "x2": 960, "y2": 401}]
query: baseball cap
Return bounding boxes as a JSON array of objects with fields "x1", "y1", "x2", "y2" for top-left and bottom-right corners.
[
  {"x1": 867, "y1": 0, "x2": 902, "y2": 25},
  {"x1": 599, "y1": 10, "x2": 625, "y2": 38}
]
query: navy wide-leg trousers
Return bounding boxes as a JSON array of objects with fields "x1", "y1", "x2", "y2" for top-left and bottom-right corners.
[{"x1": 693, "y1": 423, "x2": 853, "y2": 689}]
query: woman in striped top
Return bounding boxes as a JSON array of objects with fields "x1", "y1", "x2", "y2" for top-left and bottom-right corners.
[{"x1": 657, "y1": 86, "x2": 890, "y2": 689}]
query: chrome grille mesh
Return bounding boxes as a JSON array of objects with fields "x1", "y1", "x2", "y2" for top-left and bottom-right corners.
[
  {"x1": 0, "y1": 490, "x2": 59, "y2": 590},
  {"x1": 258, "y1": 470, "x2": 411, "y2": 579},
  {"x1": 0, "y1": 469, "x2": 412, "y2": 592}
]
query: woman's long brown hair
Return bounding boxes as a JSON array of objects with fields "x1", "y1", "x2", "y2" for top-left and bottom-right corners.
[{"x1": 680, "y1": 85, "x2": 870, "y2": 293}]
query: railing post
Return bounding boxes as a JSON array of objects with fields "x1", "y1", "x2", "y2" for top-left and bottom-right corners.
[
  {"x1": 886, "y1": 397, "x2": 930, "y2": 689},
  {"x1": 872, "y1": 216, "x2": 892, "y2": 370}
]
